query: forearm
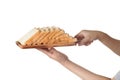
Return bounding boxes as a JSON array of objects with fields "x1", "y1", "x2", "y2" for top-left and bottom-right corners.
[
  {"x1": 97, "y1": 32, "x2": 120, "y2": 56},
  {"x1": 61, "y1": 59, "x2": 111, "y2": 80}
]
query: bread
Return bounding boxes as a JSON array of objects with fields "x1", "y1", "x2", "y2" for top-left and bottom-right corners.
[{"x1": 16, "y1": 26, "x2": 77, "y2": 49}]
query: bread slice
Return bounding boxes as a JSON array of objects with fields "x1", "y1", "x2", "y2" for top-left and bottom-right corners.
[{"x1": 16, "y1": 27, "x2": 77, "y2": 49}]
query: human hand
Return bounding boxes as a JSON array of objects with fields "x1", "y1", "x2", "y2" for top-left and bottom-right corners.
[
  {"x1": 36, "y1": 48, "x2": 69, "y2": 64},
  {"x1": 75, "y1": 30, "x2": 101, "y2": 46}
]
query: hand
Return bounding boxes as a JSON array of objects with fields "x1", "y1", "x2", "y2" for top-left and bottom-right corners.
[
  {"x1": 36, "y1": 48, "x2": 69, "y2": 64},
  {"x1": 75, "y1": 30, "x2": 100, "y2": 46}
]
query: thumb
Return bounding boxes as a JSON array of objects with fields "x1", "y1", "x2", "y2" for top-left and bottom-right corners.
[{"x1": 75, "y1": 34, "x2": 84, "y2": 43}]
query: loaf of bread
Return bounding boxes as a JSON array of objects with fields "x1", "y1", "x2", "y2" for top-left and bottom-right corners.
[{"x1": 16, "y1": 27, "x2": 77, "y2": 49}]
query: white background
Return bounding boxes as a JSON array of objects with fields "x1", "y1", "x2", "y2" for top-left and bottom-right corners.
[{"x1": 0, "y1": 0, "x2": 120, "y2": 80}]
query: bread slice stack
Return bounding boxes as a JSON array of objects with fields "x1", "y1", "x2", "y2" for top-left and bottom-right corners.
[{"x1": 16, "y1": 27, "x2": 77, "y2": 49}]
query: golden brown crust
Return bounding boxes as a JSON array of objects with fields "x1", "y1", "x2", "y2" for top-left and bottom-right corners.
[{"x1": 16, "y1": 27, "x2": 77, "y2": 49}]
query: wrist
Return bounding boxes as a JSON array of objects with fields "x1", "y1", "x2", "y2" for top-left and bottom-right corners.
[
  {"x1": 96, "y1": 31, "x2": 107, "y2": 41},
  {"x1": 59, "y1": 58, "x2": 69, "y2": 65},
  {"x1": 60, "y1": 59, "x2": 71, "y2": 66}
]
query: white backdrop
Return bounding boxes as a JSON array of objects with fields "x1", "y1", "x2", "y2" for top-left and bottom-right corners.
[{"x1": 0, "y1": 0, "x2": 120, "y2": 80}]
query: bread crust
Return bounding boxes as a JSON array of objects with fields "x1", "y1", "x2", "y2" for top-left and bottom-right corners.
[{"x1": 16, "y1": 27, "x2": 77, "y2": 49}]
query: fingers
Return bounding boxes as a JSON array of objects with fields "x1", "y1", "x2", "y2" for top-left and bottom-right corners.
[
  {"x1": 75, "y1": 33, "x2": 84, "y2": 44},
  {"x1": 82, "y1": 40, "x2": 93, "y2": 46},
  {"x1": 37, "y1": 47, "x2": 53, "y2": 51},
  {"x1": 36, "y1": 47, "x2": 57, "y2": 56},
  {"x1": 75, "y1": 30, "x2": 94, "y2": 46},
  {"x1": 75, "y1": 32, "x2": 86, "y2": 45},
  {"x1": 75, "y1": 31, "x2": 94, "y2": 46},
  {"x1": 36, "y1": 48, "x2": 48, "y2": 56},
  {"x1": 36, "y1": 48, "x2": 49, "y2": 53},
  {"x1": 77, "y1": 37, "x2": 93, "y2": 46},
  {"x1": 75, "y1": 33, "x2": 84, "y2": 40}
]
